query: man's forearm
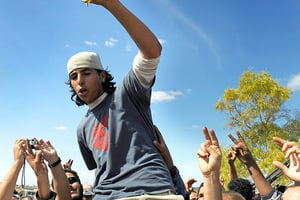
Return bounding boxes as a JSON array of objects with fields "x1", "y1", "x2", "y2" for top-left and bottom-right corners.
[
  {"x1": 50, "y1": 160, "x2": 71, "y2": 200},
  {"x1": 36, "y1": 174, "x2": 51, "y2": 199},
  {"x1": 247, "y1": 161, "x2": 272, "y2": 196},
  {"x1": 203, "y1": 172, "x2": 222, "y2": 200},
  {"x1": 0, "y1": 160, "x2": 23, "y2": 200},
  {"x1": 228, "y1": 162, "x2": 238, "y2": 180},
  {"x1": 103, "y1": 0, "x2": 161, "y2": 59}
]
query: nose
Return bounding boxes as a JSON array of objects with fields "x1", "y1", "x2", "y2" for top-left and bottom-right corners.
[{"x1": 77, "y1": 73, "x2": 85, "y2": 86}]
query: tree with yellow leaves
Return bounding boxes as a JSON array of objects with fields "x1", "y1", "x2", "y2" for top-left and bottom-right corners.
[{"x1": 216, "y1": 68, "x2": 293, "y2": 187}]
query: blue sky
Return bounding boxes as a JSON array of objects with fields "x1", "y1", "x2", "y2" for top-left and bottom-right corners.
[{"x1": 1, "y1": 0, "x2": 300, "y2": 187}]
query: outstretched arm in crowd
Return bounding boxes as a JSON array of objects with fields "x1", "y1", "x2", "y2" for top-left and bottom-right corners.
[
  {"x1": 25, "y1": 139, "x2": 52, "y2": 199},
  {"x1": 38, "y1": 139, "x2": 71, "y2": 200},
  {"x1": 227, "y1": 151, "x2": 238, "y2": 181},
  {"x1": 184, "y1": 177, "x2": 197, "y2": 195},
  {"x1": 88, "y1": 0, "x2": 161, "y2": 59},
  {"x1": 273, "y1": 137, "x2": 300, "y2": 185},
  {"x1": 197, "y1": 127, "x2": 222, "y2": 200},
  {"x1": 228, "y1": 131, "x2": 272, "y2": 196},
  {"x1": 0, "y1": 139, "x2": 26, "y2": 200},
  {"x1": 153, "y1": 125, "x2": 189, "y2": 200}
]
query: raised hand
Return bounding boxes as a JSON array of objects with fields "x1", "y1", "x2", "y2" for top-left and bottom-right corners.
[
  {"x1": 25, "y1": 139, "x2": 48, "y2": 176},
  {"x1": 226, "y1": 151, "x2": 236, "y2": 164},
  {"x1": 228, "y1": 131, "x2": 253, "y2": 165},
  {"x1": 38, "y1": 139, "x2": 60, "y2": 165},
  {"x1": 197, "y1": 127, "x2": 222, "y2": 200},
  {"x1": 184, "y1": 178, "x2": 197, "y2": 194},
  {"x1": 81, "y1": 0, "x2": 118, "y2": 7},
  {"x1": 14, "y1": 139, "x2": 26, "y2": 164},
  {"x1": 229, "y1": 131, "x2": 273, "y2": 196},
  {"x1": 273, "y1": 137, "x2": 300, "y2": 158},
  {"x1": 197, "y1": 127, "x2": 222, "y2": 176},
  {"x1": 273, "y1": 137, "x2": 300, "y2": 183},
  {"x1": 63, "y1": 159, "x2": 74, "y2": 170}
]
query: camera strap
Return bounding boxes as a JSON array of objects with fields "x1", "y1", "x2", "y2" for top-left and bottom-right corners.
[{"x1": 21, "y1": 157, "x2": 26, "y2": 188}]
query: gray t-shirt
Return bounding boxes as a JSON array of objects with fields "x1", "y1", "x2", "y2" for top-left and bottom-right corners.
[{"x1": 77, "y1": 69, "x2": 174, "y2": 200}]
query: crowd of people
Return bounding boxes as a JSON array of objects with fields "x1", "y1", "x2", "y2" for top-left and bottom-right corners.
[
  {"x1": 1, "y1": 127, "x2": 300, "y2": 200},
  {"x1": 1, "y1": 0, "x2": 299, "y2": 199},
  {"x1": 183, "y1": 128, "x2": 300, "y2": 200}
]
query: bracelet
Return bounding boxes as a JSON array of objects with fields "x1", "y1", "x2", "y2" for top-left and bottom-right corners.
[{"x1": 48, "y1": 157, "x2": 61, "y2": 168}]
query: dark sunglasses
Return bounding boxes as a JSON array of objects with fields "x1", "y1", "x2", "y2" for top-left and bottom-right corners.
[{"x1": 68, "y1": 177, "x2": 78, "y2": 184}]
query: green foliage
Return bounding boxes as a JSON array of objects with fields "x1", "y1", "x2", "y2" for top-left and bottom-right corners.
[
  {"x1": 216, "y1": 69, "x2": 292, "y2": 131},
  {"x1": 216, "y1": 68, "x2": 294, "y2": 186},
  {"x1": 282, "y1": 111, "x2": 300, "y2": 141}
]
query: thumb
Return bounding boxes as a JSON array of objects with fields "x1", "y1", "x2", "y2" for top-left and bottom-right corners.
[
  {"x1": 35, "y1": 150, "x2": 43, "y2": 161},
  {"x1": 273, "y1": 161, "x2": 287, "y2": 172}
]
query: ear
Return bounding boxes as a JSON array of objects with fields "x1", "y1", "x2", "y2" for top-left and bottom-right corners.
[{"x1": 100, "y1": 71, "x2": 106, "y2": 83}]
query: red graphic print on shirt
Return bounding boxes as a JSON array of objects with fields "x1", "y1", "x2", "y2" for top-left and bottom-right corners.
[{"x1": 91, "y1": 113, "x2": 109, "y2": 151}]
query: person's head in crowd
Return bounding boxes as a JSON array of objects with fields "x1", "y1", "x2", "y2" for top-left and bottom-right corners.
[
  {"x1": 198, "y1": 182, "x2": 204, "y2": 200},
  {"x1": 20, "y1": 197, "x2": 33, "y2": 200},
  {"x1": 12, "y1": 189, "x2": 20, "y2": 200},
  {"x1": 276, "y1": 184, "x2": 287, "y2": 193},
  {"x1": 82, "y1": 185, "x2": 94, "y2": 200},
  {"x1": 67, "y1": 52, "x2": 116, "y2": 106},
  {"x1": 83, "y1": 190, "x2": 94, "y2": 200},
  {"x1": 282, "y1": 186, "x2": 300, "y2": 200},
  {"x1": 20, "y1": 189, "x2": 35, "y2": 200},
  {"x1": 189, "y1": 190, "x2": 197, "y2": 200},
  {"x1": 64, "y1": 168, "x2": 83, "y2": 200},
  {"x1": 228, "y1": 178, "x2": 253, "y2": 200},
  {"x1": 222, "y1": 191, "x2": 246, "y2": 200}
]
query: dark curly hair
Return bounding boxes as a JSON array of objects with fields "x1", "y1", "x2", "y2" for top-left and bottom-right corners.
[
  {"x1": 67, "y1": 69, "x2": 116, "y2": 106},
  {"x1": 228, "y1": 178, "x2": 253, "y2": 200}
]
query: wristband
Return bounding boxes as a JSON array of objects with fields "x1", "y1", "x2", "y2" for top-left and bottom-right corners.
[{"x1": 48, "y1": 157, "x2": 61, "y2": 168}]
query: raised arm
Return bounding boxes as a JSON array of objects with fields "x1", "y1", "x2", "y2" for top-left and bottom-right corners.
[
  {"x1": 228, "y1": 131, "x2": 272, "y2": 196},
  {"x1": 197, "y1": 127, "x2": 222, "y2": 200},
  {"x1": 226, "y1": 151, "x2": 238, "y2": 180},
  {"x1": 38, "y1": 139, "x2": 71, "y2": 200},
  {"x1": 0, "y1": 139, "x2": 25, "y2": 200},
  {"x1": 25, "y1": 139, "x2": 51, "y2": 200},
  {"x1": 88, "y1": 0, "x2": 161, "y2": 59}
]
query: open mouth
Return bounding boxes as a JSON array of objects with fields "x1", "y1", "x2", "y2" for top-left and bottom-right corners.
[{"x1": 78, "y1": 88, "x2": 87, "y2": 96}]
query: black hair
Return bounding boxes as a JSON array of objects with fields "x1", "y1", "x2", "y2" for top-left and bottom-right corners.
[
  {"x1": 228, "y1": 178, "x2": 253, "y2": 200},
  {"x1": 64, "y1": 168, "x2": 82, "y2": 184},
  {"x1": 51, "y1": 168, "x2": 84, "y2": 200},
  {"x1": 64, "y1": 169, "x2": 84, "y2": 200},
  {"x1": 67, "y1": 69, "x2": 116, "y2": 106},
  {"x1": 277, "y1": 185, "x2": 287, "y2": 193}
]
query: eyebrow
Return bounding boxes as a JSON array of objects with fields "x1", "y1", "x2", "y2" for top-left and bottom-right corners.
[{"x1": 70, "y1": 68, "x2": 94, "y2": 76}]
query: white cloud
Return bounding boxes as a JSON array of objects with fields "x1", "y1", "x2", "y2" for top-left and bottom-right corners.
[
  {"x1": 84, "y1": 40, "x2": 97, "y2": 46},
  {"x1": 151, "y1": 90, "x2": 183, "y2": 103},
  {"x1": 105, "y1": 37, "x2": 118, "y2": 47},
  {"x1": 287, "y1": 73, "x2": 300, "y2": 91},
  {"x1": 159, "y1": 38, "x2": 167, "y2": 45},
  {"x1": 55, "y1": 126, "x2": 67, "y2": 131},
  {"x1": 192, "y1": 125, "x2": 201, "y2": 129}
]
